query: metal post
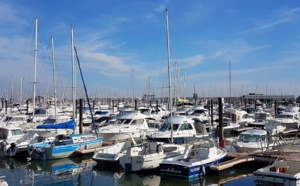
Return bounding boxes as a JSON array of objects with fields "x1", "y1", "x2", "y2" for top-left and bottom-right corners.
[
  {"x1": 79, "y1": 99, "x2": 83, "y2": 134},
  {"x1": 218, "y1": 98, "x2": 224, "y2": 142},
  {"x1": 210, "y1": 100, "x2": 214, "y2": 125}
]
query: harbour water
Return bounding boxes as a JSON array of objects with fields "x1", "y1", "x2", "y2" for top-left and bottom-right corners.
[{"x1": 0, "y1": 153, "x2": 266, "y2": 186}]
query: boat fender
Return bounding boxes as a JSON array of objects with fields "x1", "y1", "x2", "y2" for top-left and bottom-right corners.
[
  {"x1": 6, "y1": 143, "x2": 16, "y2": 155},
  {"x1": 157, "y1": 144, "x2": 163, "y2": 153},
  {"x1": 202, "y1": 165, "x2": 206, "y2": 175},
  {"x1": 10, "y1": 143, "x2": 16, "y2": 152},
  {"x1": 0, "y1": 141, "x2": 8, "y2": 152}
]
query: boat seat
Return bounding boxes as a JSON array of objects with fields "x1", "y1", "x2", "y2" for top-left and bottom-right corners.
[
  {"x1": 274, "y1": 161, "x2": 289, "y2": 173},
  {"x1": 274, "y1": 161, "x2": 288, "y2": 169},
  {"x1": 197, "y1": 148, "x2": 209, "y2": 159}
]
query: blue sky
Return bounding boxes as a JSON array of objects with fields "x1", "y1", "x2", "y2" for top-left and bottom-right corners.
[{"x1": 1, "y1": 1, "x2": 300, "y2": 101}]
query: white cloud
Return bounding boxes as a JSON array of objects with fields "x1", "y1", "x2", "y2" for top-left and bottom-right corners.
[{"x1": 180, "y1": 55, "x2": 204, "y2": 68}]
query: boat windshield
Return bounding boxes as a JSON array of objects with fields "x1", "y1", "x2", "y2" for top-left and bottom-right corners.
[
  {"x1": 159, "y1": 123, "x2": 180, "y2": 132},
  {"x1": 255, "y1": 113, "x2": 267, "y2": 120},
  {"x1": 192, "y1": 110, "x2": 206, "y2": 116},
  {"x1": 3, "y1": 116, "x2": 12, "y2": 122},
  {"x1": 95, "y1": 111, "x2": 108, "y2": 115},
  {"x1": 238, "y1": 134, "x2": 261, "y2": 142},
  {"x1": 116, "y1": 119, "x2": 132, "y2": 125},
  {"x1": 277, "y1": 114, "x2": 293, "y2": 119},
  {"x1": 0, "y1": 129, "x2": 8, "y2": 140},
  {"x1": 43, "y1": 118, "x2": 56, "y2": 124}
]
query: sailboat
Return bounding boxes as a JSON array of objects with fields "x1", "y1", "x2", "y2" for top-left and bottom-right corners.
[
  {"x1": 118, "y1": 9, "x2": 195, "y2": 172},
  {"x1": 25, "y1": 36, "x2": 76, "y2": 138},
  {"x1": 157, "y1": 10, "x2": 227, "y2": 180},
  {"x1": 27, "y1": 25, "x2": 103, "y2": 161}
]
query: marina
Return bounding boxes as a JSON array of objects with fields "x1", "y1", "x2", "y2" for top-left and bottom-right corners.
[{"x1": 1, "y1": 2, "x2": 300, "y2": 186}]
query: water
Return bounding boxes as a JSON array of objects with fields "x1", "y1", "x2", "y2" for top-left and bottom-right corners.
[
  {"x1": 0, "y1": 130, "x2": 264, "y2": 186},
  {"x1": 0, "y1": 154, "x2": 264, "y2": 186}
]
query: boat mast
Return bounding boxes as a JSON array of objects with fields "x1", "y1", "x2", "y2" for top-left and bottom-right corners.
[
  {"x1": 51, "y1": 36, "x2": 57, "y2": 120},
  {"x1": 71, "y1": 25, "x2": 76, "y2": 120},
  {"x1": 166, "y1": 8, "x2": 173, "y2": 143},
  {"x1": 20, "y1": 76, "x2": 23, "y2": 105},
  {"x1": 33, "y1": 18, "x2": 38, "y2": 120},
  {"x1": 229, "y1": 61, "x2": 231, "y2": 106}
]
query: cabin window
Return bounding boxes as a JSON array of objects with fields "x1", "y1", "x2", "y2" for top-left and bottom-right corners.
[
  {"x1": 159, "y1": 123, "x2": 169, "y2": 131},
  {"x1": 179, "y1": 123, "x2": 193, "y2": 130},
  {"x1": 116, "y1": 119, "x2": 131, "y2": 125},
  {"x1": 159, "y1": 123, "x2": 179, "y2": 131},
  {"x1": 11, "y1": 129, "x2": 22, "y2": 136},
  {"x1": 238, "y1": 134, "x2": 259, "y2": 142},
  {"x1": 172, "y1": 124, "x2": 180, "y2": 131},
  {"x1": 130, "y1": 119, "x2": 144, "y2": 125},
  {"x1": 123, "y1": 119, "x2": 131, "y2": 124}
]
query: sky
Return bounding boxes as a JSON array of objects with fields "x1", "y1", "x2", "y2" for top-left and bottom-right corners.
[{"x1": 1, "y1": 0, "x2": 300, "y2": 102}]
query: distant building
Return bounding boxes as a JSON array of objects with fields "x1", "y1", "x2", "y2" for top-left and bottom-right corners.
[{"x1": 241, "y1": 93, "x2": 295, "y2": 104}]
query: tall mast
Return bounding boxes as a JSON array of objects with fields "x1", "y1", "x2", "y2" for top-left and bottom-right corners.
[
  {"x1": 229, "y1": 61, "x2": 231, "y2": 105},
  {"x1": 51, "y1": 36, "x2": 57, "y2": 119},
  {"x1": 20, "y1": 77, "x2": 23, "y2": 104},
  {"x1": 71, "y1": 25, "x2": 76, "y2": 120},
  {"x1": 33, "y1": 18, "x2": 38, "y2": 119},
  {"x1": 166, "y1": 8, "x2": 173, "y2": 143},
  {"x1": 11, "y1": 75, "x2": 13, "y2": 107}
]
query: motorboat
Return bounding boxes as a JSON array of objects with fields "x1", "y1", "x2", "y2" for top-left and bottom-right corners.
[
  {"x1": 146, "y1": 115, "x2": 209, "y2": 144},
  {"x1": 27, "y1": 133, "x2": 103, "y2": 161},
  {"x1": 216, "y1": 108, "x2": 254, "y2": 133},
  {"x1": 0, "y1": 126, "x2": 37, "y2": 157},
  {"x1": 119, "y1": 141, "x2": 191, "y2": 172},
  {"x1": 0, "y1": 114, "x2": 28, "y2": 128},
  {"x1": 247, "y1": 111, "x2": 273, "y2": 128},
  {"x1": 187, "y1": 107, "x2": 210, "y2": 124},
  {"x1": 264, "y1": 119, "x2": 286, "y2": 135},
  {"x1": 97, "y1": 111, "x2": 159, "y2": 141},
  {"x1": 232, "y1": 129, "x2": 274, "y2": 153},
  {"x1": 275, "y1": 112, "x2": 300, "y2": 129},
  {"x1": 92, "y1": 140, "x2": 133, "y2": 164},
  {"x1": 159, "y1": 137, "x2": 227, "y2": 179},
  {"x1": 254, "y1": 149, "x2": 300, "y2": 186},
  {"x1": 83, "y1": 109, "x2": 119, "y2": 125}
]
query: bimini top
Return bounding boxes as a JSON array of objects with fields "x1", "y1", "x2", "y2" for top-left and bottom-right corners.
[{"x1": 36, "y1": 119, "x2": 76, "y2": 130}]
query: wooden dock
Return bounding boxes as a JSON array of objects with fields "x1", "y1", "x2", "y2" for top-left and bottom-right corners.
[
  {"x1": 76, "y1": 146, "x2": 106, "y2": 154},
  {"x1": 76, "y1": 141, "x2": 115, "y2": 154},
  {"x1": 210, "y1": 156, "x2": 255, "y2": 171},
  {"x1": 210, "y1": 151, "x2": 277, "y2": 172}
]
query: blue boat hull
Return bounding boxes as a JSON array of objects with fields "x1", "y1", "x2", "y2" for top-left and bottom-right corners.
[
  {"x1": 29, "y1": 137, "x2": 103, "y2": 161},
  {"x1": 160, "y1": 157, "x2": 226, "y2": 179}
]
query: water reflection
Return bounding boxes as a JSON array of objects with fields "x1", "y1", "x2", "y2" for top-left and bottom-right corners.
[
  {"x1": 119, "y1": 173, "x2": 161, "y2": 186},
  {"x1": 27, "y1": 158, "x2": 96, "y2": 175},
  {"x1": 0, "y1": 155, "x2": 263, "y2": 186},
  {"x1": 0, "y1": 157, "x2": 97, "y2": 186}
]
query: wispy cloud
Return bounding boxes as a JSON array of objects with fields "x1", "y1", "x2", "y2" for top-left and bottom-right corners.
[
  {"x1": 237, "y1": 18, "x2": 292, "y2": 35},
  {"x1": 237, "y1": 7, "x2": 300, "y2": 35},
  {"x1": 180, "y1": 55, "x2": 204, "y2": 68}
]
